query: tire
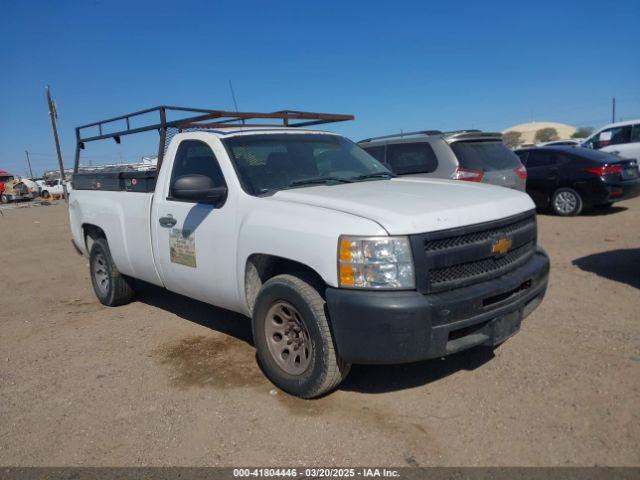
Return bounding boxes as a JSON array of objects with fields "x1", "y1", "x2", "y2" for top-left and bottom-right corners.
[
  {"x1": 551, "y1": 187, "x2": 583, "y2": 216},
  {"x1": 252, "y1": 273, "x2": 350, "y2": 398},
  {"x1": 89, "y1": 238, "x2": 135, "y2": 306},
  {"x1": 0, "y1": 194, "x2": 7, "y2": 204},
  {"x1": 41, "y1": 190, "x2": 50, "y2": 199}
]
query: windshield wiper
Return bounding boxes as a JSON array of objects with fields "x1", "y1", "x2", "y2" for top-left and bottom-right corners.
[
  {"x1": 351, "y1": 172, "x2": 396, "y2": 181},
  {"x1": 287, "y1": 177, "x2": 354, "y2": 188}
]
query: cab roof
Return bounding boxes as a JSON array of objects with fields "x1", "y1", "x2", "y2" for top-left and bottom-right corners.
[{"x1": 190, "y1": 126, "x2": 338, "y2": 138}]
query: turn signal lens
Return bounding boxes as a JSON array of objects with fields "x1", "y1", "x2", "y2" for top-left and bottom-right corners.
[
  {"x1": 339, "y1": 238, "x2": 354, "y2": 263},
  {"x1": 339, "y1": 264, "x2": 355, "y2": 286},
  {"x1": 338, "y1": 236, "x2": 415, "y2": 289}
]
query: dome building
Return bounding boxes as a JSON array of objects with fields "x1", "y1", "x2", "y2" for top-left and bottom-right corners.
[{"x1": 502, "y1": 121, "x2": 577, "y2": 145}]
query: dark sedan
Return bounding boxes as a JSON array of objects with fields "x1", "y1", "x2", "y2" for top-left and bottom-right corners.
[{"x1": 515, "y1": 146, "x2": 640, "y2": 216}]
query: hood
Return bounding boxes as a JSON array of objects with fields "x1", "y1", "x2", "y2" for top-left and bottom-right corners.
[{"x1": 272, "y1": 178, "x2": 535, "y2": 235}]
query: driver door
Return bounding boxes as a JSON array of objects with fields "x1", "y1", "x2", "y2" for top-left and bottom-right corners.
[{"x1": 151, "y1": 139, "x2": 238, "y2": 310}]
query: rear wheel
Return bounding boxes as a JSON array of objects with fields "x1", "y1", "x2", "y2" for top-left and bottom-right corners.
[
  {"x1": 551, "y1": 187, "x2": 583, "y2": 216},
  {"x1": 89, "y1": 238, "x2": 135, "y2": 306},
  {"x1": 41, "y1": 190, "x2": 50, "y2": 199},
  {"x1": 252, "y1": 273, "x2": 350, "y2": 398},
  {"x1": 0, "y1": 194, "x2": 8, "y2": 204}
]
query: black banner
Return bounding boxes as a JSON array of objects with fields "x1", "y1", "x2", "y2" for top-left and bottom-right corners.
[{"x1": 0, "y1": 467, "x2": 638, "y2": 480}]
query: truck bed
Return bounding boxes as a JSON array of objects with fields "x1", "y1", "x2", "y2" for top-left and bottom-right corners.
[
  {"x1": 72, "y1": 171, "x2": 157, "y2": 192},
  {"x1": 69, "y1": 186, "x2": 163, "y2": 287}
]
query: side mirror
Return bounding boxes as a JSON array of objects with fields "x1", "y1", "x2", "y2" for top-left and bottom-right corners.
[{"x1": 171, "y1": 174, "x2": 227, "y2": 204}]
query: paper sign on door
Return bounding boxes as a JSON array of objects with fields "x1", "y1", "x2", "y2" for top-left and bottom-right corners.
[{"x1": 169, "y1": 228, "x2": 197, "y2": 267}]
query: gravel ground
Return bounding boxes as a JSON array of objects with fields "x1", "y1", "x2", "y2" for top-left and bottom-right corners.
[{"x1": 0, "y1": 197, "x2": 638, "y2": 466}]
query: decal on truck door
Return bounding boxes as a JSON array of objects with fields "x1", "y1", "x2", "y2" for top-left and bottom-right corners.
[{"x1": 169, "y1": 228, "x2": 197, "y2": 267}]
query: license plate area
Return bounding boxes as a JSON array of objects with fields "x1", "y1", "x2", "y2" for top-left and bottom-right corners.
[{"x1": 492, "y1": 310, "x2": 522, "y2": 345}]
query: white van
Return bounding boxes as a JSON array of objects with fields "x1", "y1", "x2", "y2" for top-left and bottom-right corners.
[{"x1": 581, "y1": 120, "x2": 640, "y2": 161}]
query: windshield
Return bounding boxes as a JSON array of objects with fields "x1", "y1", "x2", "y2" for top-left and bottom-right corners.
[
  {"x1": 224, "y1": 134, "x2": 392, "y2": 195},
  {"x1": 450, "y1": 141, "x2": 521, "y2": 171}
]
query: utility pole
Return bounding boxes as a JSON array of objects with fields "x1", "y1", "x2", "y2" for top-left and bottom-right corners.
[
  {"x1": 24, "y1": 150, "x2": 34, "y2": 179},
  {"x1": 45, "y1": 85, "x2": 68, "y2": 202},
  {"x1": 612, "y1": 97, "x2": 616, "y2": 123}
]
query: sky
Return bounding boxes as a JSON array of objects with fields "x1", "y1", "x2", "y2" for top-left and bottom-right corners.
[{"x1": 1, "y1": 0, "x2": 639, "y2": 176}]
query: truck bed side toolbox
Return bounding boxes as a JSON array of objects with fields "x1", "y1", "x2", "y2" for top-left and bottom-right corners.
[{"x1": 73, "y1": 171, "x2": 157, "y2": 192}]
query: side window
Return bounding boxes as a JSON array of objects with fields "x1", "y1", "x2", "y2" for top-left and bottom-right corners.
[
  {"x1": 386, "y1": 142, "x2": 439, "y2": 175},
  {"x1": 609, "y1": 126, "x2": 632, "y2": 145},
  {"x1": 362, "y1": 146, "x2": 385, "y2": 164},
  {"x1": 594, "y1": 126, "x2": 632, "y2": 148},
  {"x1": 170, "y1": 140, "x2": 226, "y2": 199},
  {"x1": 584, "y1": 132, "x2": 599, "y2": 149},
  {"x1": 630, "y1": 124, "x2": 640, "y2": 143},
  {"x1": 527, "y1": 150, "x2": 556, "y2": 168}
]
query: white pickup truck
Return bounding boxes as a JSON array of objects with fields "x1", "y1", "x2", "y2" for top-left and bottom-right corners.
[
  {"x1": 41, "y1": 178, "x2": 70, "y2": 198},
  {"x1": 69, "y1": 107, "x2": 549, "y2": 398}
]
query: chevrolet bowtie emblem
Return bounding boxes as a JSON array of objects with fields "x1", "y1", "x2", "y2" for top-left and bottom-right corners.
[{"x1": 491, "y1": 237, "x2": 513, "y2": 256}]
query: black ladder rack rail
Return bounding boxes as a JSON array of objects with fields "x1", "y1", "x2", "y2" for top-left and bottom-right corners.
[{"x1": 74, "y1": 106, "x2": 355, "y2": 173}]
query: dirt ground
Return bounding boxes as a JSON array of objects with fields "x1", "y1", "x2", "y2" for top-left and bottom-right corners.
[{"x1": 0, "y1": 197, "x2": 638, "y2": 467}]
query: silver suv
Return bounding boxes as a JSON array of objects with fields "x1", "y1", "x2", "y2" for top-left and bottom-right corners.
[{"x1": 358, "y1": 130, "x2": 527, "y2": 191}]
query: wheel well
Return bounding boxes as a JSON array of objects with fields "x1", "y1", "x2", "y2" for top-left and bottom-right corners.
[
  {"x1": 555, "y1": 184, "x2": 583, "y2": 198},
  {"x1": 244, "y1": 254, "x2": 326, "y2": 314},
  {"x1": 82, "y1": 224, "x2": 106, "y2": 251}
]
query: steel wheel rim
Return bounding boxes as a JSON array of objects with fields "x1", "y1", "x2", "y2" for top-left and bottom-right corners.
[
  {"x1": 264, "y1": 301, "x2": 312, "y2": 375},
  {"x1": 555, "y1": 191, "x2": 577, "y2": 214},
  {"x1": 92, "y1": 253, "x2": 110, "y2": 295}
]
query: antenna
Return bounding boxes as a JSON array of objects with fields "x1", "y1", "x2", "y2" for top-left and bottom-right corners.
[
  {"x1": 229, "y1": 80, "x2": 244, "y2": 125},
  {"x1": 229, "y1": 80, "x2": 239, "y2": 112}
]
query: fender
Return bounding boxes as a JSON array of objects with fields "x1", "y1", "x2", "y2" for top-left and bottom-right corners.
[{"x1": 235, "y1": 197, "x2": 386, "y2": 315}]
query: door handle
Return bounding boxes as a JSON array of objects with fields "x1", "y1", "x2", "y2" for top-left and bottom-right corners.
[{"x1": 159, "y1": 215, "x2": 177, "y2": 228}]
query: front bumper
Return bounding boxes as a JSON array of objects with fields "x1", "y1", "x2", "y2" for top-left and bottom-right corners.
[{"x1": 325, "y1": 248, "x2": 549, "y2": 364}]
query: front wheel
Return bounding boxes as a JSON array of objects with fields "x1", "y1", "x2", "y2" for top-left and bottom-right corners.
[
  {"x1": 252, "y1": 273, "x2": 350, "y2": 398},
  {"x1": 551, "y1": 187, "x2": 583, "y2": 216},
  {"x1": 41, "y1": 191, "x2": 50, "y2": 199},
  {"x1": 0, "y1": 194, "x2": 8, "y2": 204},
  {"x1": 89, "y1": 238, "x2": 135, "y2": 306}
]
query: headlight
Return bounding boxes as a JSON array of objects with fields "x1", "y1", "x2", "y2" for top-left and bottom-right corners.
[{"x1": 338, "y1": 236, "x2": 415, "y2": 289}]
